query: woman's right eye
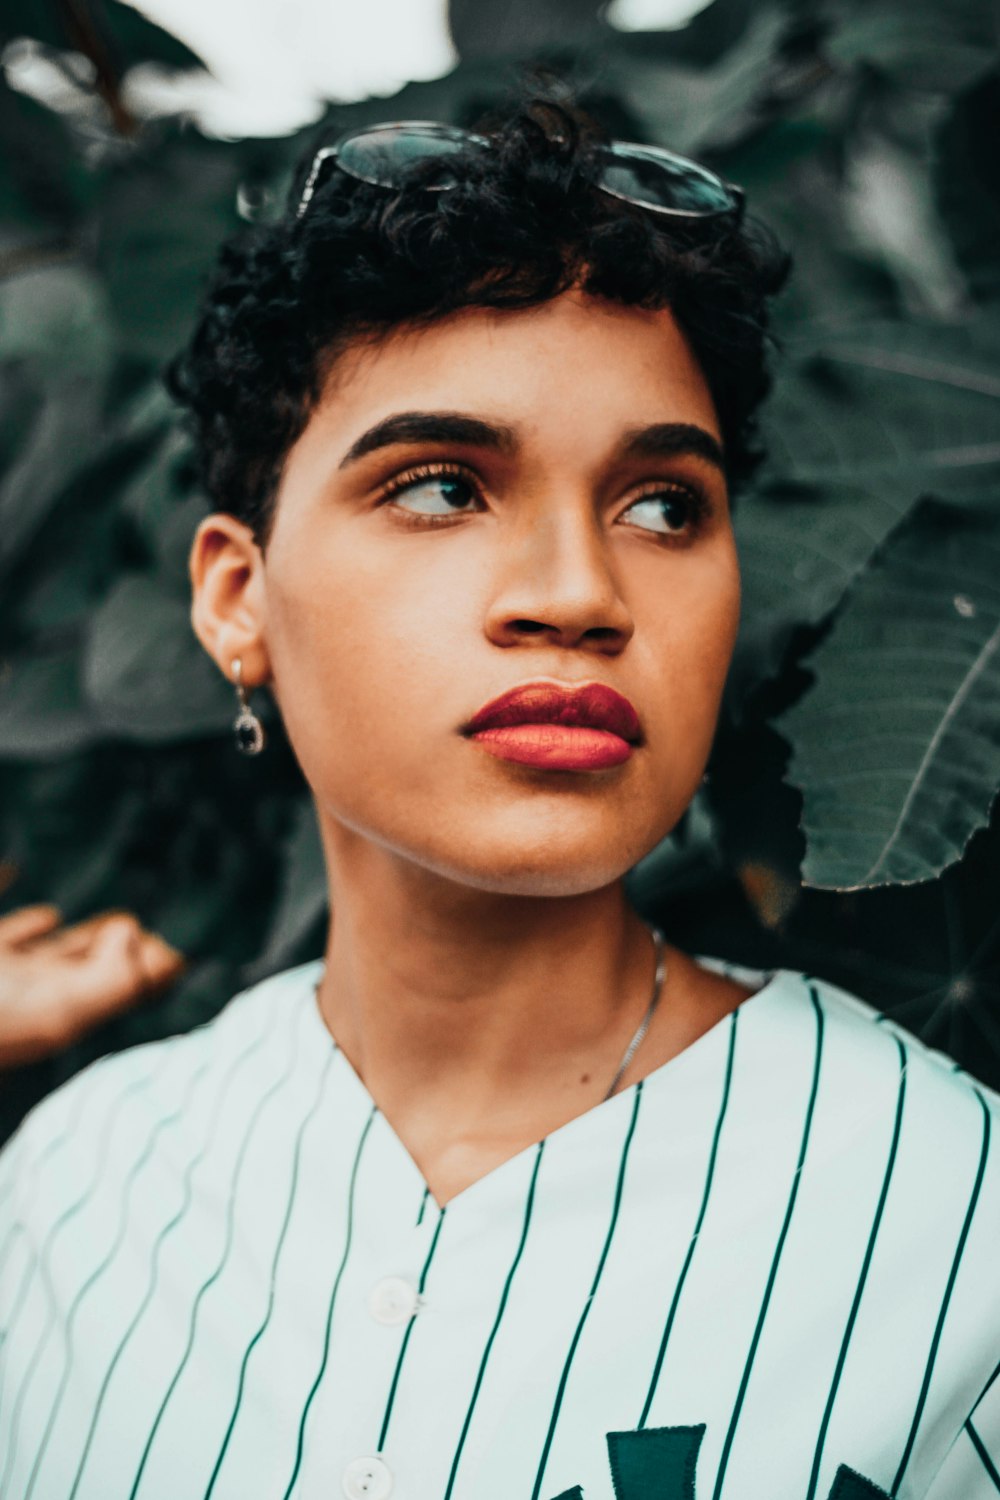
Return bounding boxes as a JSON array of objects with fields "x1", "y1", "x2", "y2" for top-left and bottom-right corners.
[{"x1": 386, "y1": 470, "x2": 481, "y2": 518}]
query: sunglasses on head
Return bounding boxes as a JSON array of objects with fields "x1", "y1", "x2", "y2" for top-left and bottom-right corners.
[{"x1": 295, "y1": 119, "x2": 745, "y2": 225}]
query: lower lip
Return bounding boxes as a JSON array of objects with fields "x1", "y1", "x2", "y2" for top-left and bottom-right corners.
[{"x1": 469, "y1": 725, "x2": 635, "y2": 770}]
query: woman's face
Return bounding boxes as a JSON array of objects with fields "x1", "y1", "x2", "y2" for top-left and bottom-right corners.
[{"x1": 191, "y1": 288, "x2": 740, "y2": 896}]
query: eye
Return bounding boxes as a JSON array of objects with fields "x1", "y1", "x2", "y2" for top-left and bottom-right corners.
[
  {"x1": 381, "y1": 464, "x2": 482, "y2": 519},
  {"x1": 618, "y1": 485, "x2": 705, "y2": 538}
]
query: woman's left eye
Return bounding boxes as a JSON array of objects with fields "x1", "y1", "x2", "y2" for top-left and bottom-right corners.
[{"x1": 619, "y1": 488, "x2": 702, "y2": 537}]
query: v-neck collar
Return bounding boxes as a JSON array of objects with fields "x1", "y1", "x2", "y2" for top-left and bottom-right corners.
[{"x1": 294, "y1": 956, "x2": 789, "y2": 1216}]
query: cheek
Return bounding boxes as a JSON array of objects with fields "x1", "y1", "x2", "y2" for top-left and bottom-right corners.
[
  {"x1": 269, "y1": 538, "x2": 477, "y2": 764},
  {"x1": 642, "y1": 549, "x2": 740, "y2": 741}
]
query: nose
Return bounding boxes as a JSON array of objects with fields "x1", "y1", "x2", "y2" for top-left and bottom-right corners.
[{"x1": 483, "y1": 504, "x2": 635, "y2": 655}]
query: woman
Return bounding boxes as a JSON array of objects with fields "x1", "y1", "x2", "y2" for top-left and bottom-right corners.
[{"x1": 1, "y1": 96, "x2": 997, "y2": 1500}]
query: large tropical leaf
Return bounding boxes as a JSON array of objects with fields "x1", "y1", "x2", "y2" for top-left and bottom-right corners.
[
  {"x1": 733, "y1": 315, "x2": 1000, "y2": 695},
  {"x1": 781, "y1": 499, "x2": 1000, "y2": 889},
  {"x1": 0, "y1": 0, "x2": 206, "y2": 73}
]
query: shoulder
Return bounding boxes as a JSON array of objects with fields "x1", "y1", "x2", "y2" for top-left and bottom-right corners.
[
  {"x1": 757, "y1": 967, "x2": 1000, "y2": 1189},
  {"x1": 743, "y1": 964, "x2": 999, "y2": 1128},
  {"x1": 799, "y1": 967, "x2": 999, "y2": 1137},
  {"x1": 771, "y1": 969, "x2": 1000, "y2": 1409},
  {"x1": 702, "y1": 958, "x2": 999, "y2": 1139},
  {"x1": 708, "y1": 963, "x2": 1000, "y2": 1239},
  {"x1": 0, "y1": 958, "x2": 324, "y2": 1238}
]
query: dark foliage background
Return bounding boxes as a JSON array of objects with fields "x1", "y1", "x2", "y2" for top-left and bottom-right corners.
[{"x1": 1, "y1": 0, "x2": 999, "y2": 1142}]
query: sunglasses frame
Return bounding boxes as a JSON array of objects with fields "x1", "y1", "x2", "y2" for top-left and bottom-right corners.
[{"x1": 295, "y1": 119, "x2": 745, "y2": 225}]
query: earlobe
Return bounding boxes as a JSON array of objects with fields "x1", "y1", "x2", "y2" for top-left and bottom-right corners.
[{"x1": 188, "y1": 513, "x2": 271, "y2": 686}]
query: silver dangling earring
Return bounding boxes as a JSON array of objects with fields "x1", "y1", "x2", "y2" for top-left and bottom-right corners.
[{"x1": 231, "y1": 657, "x2": 266, "y2": 755}]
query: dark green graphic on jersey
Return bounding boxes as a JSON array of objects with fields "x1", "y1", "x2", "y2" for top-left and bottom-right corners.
[
  {"x1": 607, "y1": 1425, "x2": 705, "y2": 1498},
  {"x1": 827, "y1": 1466, "x2": 891, "y2": 1500},
  {"x1": 547, "y1": 1426, "x2": 889, "y2": 1499}
]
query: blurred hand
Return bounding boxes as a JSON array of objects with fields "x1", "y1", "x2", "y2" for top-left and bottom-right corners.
[{"x1": 0, "y1": 904, "x2": 187, "y2": 1070}]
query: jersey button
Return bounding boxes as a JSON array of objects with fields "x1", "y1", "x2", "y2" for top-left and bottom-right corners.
[
  {"x1": 368, "y1": 1275, "x2": 420, "y2": 1325},
  {"x1": 342, "y1": 1455, "x2": 393, "y2": 1499}
]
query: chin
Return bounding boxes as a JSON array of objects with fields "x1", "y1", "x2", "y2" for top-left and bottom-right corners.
[
  {"x1": 415, "y1": 822, "x2": 661, "y2": 899},
  {"x1": 432, "y1": 860, "x2": 629, "y2": 900}
]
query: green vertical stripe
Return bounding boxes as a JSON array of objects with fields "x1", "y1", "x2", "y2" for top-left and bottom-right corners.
[
  {"x1": 966, "y1": 1418, "x2": 1000, "y2": 1492},
  {"x1": 891, "y1": 1090, "x2": 991, "y2": 1497},
  {"x1": 377, "y1": 1201, "x2": 447, "y2": 1452},
  {"x1": 530, "y1": 1081, "x2": 645, "y2": 1500},
  {"x1": 806, "y1": 1038, "x2": 908, "y2": 1500},
  {"x1": 416, "y1": 1185, "x2": 430, "y2": 1227},
  {"x1": 66, "y1": 1007, "x2": 301, "y2": 1500},
  {"x1": 638, "y1": 1010, "x2": 739, "y2": 1429},
  {"x1": 279, "y1": 1104, "x2": 376, "y2": 1500},
  {"x1": 126, "y1": 1015, "x2": 316, "y2": 1500},
  {"x1": 0, "y1": 1237, "x2": 36, "y2": 1354},
  {"x1": 973, "y1": 1356, "x2": 1000, "y2": 1415},
  {"x1": 29, "y1": 1052, "x2": 218, "y2": 1500},
  {"x1": 712, "y1": 984, "x2": 825, "y2": 1500},
  {"x1": 0, "y1": 1074, "x2": 100, "y2": 1273},
  {"x1": 444, "y1": 1139, "x2": 547, "y2": 1499},
  {"x1": 0, "y1": 1064, "x2": 162, "y2": 1490},
  {"x1": 205, "y1": 1044, "x2": 336, "y2": 1498},
  {"x1": 0, "y1": 1063, "x2": 157, "y2": 1401}
]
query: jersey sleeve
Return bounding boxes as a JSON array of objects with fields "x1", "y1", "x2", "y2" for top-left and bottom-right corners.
[
  {"x1": 0, "y1": 1068, "x2": 91, "y2": 1339},
  {"x1": 902, "y1": 1054, "x2": 1000, "y2": 1500}
]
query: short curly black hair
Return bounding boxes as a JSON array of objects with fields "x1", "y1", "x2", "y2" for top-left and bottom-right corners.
[{"x1": 167, "y1": 92, "x2": 791, "y2": 553}]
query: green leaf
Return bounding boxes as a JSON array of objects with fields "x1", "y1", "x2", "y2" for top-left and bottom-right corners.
[
  {"x1": 0, "y1": 639, "x2": 98, "y2": 757},
  {"x1": 0, "y1": 75, "x2": 94, "y2": 240},
  {"x1": 94, "y1": 136, "x2": 244, "y2": 361},
  {"x1": 0, "y1": 264, "x2": 113, "y2": 577},
  {"x1": 100, "y1": 0, "x2": 207, "y2": 72},
  {"x1": 605, "y1": 7, "x2": 789, "y2": 154},
  {"x1": 0, "y1": 0, "x2": 206, "y2": 72},
  {"x1": 782, "y1": 500, "x2": 1000, "y2": 888},
  {"x1": 0, "y1": 260, "x2": 111, "y2": 369},
  {"x1": 734, "y1": 316, "x2": 1000, "y2": 694},
  {"x1": 820, "y1": 0, "x2": 997, "y2": 96},
  {"x1": 83, "y1": 573, "x2": 233, "y2": 741}
]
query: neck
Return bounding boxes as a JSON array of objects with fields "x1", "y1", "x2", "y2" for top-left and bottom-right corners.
[{"x1": 314, "y1": 828, "x2": 657, "y2": 1138}]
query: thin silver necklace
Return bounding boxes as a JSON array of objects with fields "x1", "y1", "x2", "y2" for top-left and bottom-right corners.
[
  {"x1": 314, "y1": 924, "x2": 668, "y2": 1105},
  {"x1": 601, "y1": 924, "x2": 667, "y2": 1102}
]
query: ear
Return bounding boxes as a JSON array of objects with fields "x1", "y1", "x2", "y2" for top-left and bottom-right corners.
[{"x1": 189, "y1": 513, "x2": 272, "y2": 690}]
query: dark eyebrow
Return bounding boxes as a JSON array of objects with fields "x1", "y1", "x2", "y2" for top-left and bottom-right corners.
[
  {"x1": 338, "y1": 411, "x2": 725, "y2": 477},
  {"x1": 339, "y1": 411, "x2": 518, "y2": 469},
  {"x1": 620, "y1": 423, "x2": 726, "y2": 475}
]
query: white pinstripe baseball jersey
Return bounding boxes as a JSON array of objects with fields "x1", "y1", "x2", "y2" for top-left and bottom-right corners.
[{"x1": 1, "y1": 957, "x2": 998, "y2": 1500}]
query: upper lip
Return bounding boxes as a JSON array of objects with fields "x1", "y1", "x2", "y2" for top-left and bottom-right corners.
[{"x1": 463, "y1": 681, "x2": 642, "y2": 742}]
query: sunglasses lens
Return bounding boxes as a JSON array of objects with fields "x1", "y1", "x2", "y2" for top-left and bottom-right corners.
[
  {"x1": 595, "y1": 142, "x2": 737, "y2": 216},
  {"x1": 338, "y1": 124, "x2": 487, "y2": 191}
]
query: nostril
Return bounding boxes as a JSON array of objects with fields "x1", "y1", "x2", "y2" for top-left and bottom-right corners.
[{"x1": 512, "y1": 620, "x2": 547, "y2": 633}]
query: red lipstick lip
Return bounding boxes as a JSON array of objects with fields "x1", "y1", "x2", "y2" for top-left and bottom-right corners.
[{"x1": 463, "y1": 681, "x2": 642, "y2": 743}]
